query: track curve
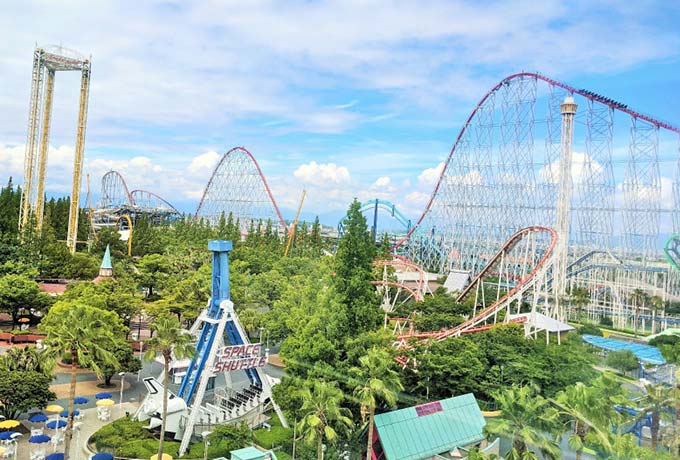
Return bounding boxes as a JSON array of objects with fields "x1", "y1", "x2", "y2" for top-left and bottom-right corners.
[
  {"x1": 194, "y1": 146, "x2": 287, "y2": 231},
  {"x1": 395, "y1": 226, "x2": 557, "y2": 348},
  {"x1": 395, "y1": 72, "x2": 680, "y2": 255}
]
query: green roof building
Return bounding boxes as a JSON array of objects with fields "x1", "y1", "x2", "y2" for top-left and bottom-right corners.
[
  {"x1": 229, "y1": 447, "x2": 278, "y2": 460},
  {"x1": 371, "y1": 393, "x2": 491, "y2": 460},
  {"x1": 93, "y1": 244, "x2": 113, "y2": 283}
]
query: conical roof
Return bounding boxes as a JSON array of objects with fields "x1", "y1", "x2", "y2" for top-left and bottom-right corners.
[{"x1": 101, "y1": 244, "x2": 113, "y2": 270}]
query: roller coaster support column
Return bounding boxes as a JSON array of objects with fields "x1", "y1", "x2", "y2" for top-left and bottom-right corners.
[
  {"x1": 554, "y1": 96, "x2": 578, "y2": 329},
  {"x1": 372, "y1": 199, "x2": 379, "y2": 243}
]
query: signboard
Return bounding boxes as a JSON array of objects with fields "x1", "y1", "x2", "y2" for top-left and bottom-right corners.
[{"x1": 212, "y1": 343, "x2": 266, "y2": 374}]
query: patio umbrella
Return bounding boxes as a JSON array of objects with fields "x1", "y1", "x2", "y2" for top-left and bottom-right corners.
[
  {"x1": 59, "y1": 410, "x2": 80, "y2": 418},
  {"x1": 29, "y1": 414, "x2": 48, "y2": 423},
  {"x1": 95, "y1": 399, "x2": 114, "y2": 407},
  {"x1": 150, "y1": 454, "x2": 172, "y2": 460},
  {"x1": 0, "y1": 420, "x2": 20, "y2": 429},
  {"x1": 46, "y1": 454, "x2": 65, "y2": 460},
  {"x1": 28, "y1": 435, "x2": 51, "y2": 444},
  {"x1": 74, "y1": 397, "x2": 89, "y2": 405},
  {"x1": 0, "y1": 432, "x2": 18, "y2": 441},
  {"x1": 45, "y1": 405, "x2": 64, "y2": 413},
  {"x1": 95, "y1": 393, "x2": 112, "y2": 400},
  {"x1": 92, "y1": 453, "x2": 114, "y2": 460},
  {"x1": 45, "y1": 420, "x2": 67, "y2": 430}
]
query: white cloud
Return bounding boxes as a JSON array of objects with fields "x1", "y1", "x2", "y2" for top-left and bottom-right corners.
[
  {"x1": 293, "y1": 161, "x2": 350, "y2": 187},
  {"x1": 539, "y1": 152, "x2": 603, "y2": 185},
  {"x1": 187, "y1": 151, "x2": 220, "y2": 176},
  {"x1": 418, "y1": 162, "x2": 445, "y2": 186},
  {"x1": 374, "y1": 176, "x2": 391, "y2": 187}
]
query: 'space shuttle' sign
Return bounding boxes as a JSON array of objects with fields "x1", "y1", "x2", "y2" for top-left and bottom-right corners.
[{"x1": 212, "y1": 343, "x2": 267, "y2": 374}]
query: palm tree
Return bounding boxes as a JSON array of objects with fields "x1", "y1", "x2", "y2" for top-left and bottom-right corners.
[
  {"x1": 351, "y1": 348, "x2": 403, "y2": 460},
  {"x1": 484, "y1": 386, "x2": 560, "y2": 460},
  {"x1": 41, "y1": 303, "x2": 120, "y2": 460},
  {"x1": 629, "y1": 289, "x2": 648, "y2": 334},
  {"x1": 297, "y1": 380, "x2": 353, "y2": 460},
  {"x1": 0, "y1": 345, "x2": 55, "y2": 376},
  {"x1": 649, "y1": 296, "x2": 664, "y2": 334},
  {"x1": 570, "y1": 287, "x2": 590, "y2": 322},
  {"x1": 553, "y1": 375, "x2": 623, "y2": 460},
  {"x1": 144, "y1": 315, "x2": 195, "y2": 460},
  {"x1": 634, "y1": 383, "x2": 678, "y2": 451}
]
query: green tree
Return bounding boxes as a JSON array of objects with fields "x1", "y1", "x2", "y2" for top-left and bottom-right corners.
[
  {"x1": 99, "y1": 339, "x2": 142, "y2": 387},
  {"x1": 484, "y1": 386, "x2": 560, "y2": 460},
  {"x1": 605, "y1": 350, "x2": 638, "y2": 374},
  {"x1": 0, "y1": 346, "x2": 55, "y2": 377},
  {"x1": 634, "y1": 384, "x2": 679, "y2": 451},
  {"x1": 553, "y1": 375, "x2": 624, "y2": 460},
  {"x1": 136, "y1": 254, "x2": 172, "y2": 298},
  {"x1": 144, "y1": 315, "x2": 195, "y2": 460},
  {"x1": 298, "y1": 381, "x2": 353, "y2": 460},
  {"x1": 0, "y1": 370, "x2": 56, "y2": 418},
  {"x1": 570, "y1": 287, "x2": 590, "y2": 320},
  {"x1": 351, "y1": 348, "x2": 403, "y2": 460},
  {"x1": 41, "y1": 303, "x2": 121, "y2": 460},
  {"x1": 334, "y1": 199, "x2": 380, "y2": 335},
  {"x1": 0, "y1": 274, "x2": 49, "y2": 326}
]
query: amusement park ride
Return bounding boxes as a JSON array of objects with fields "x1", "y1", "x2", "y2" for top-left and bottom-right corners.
[{"x1": 136, "y1": 240, "x2": 287, "y2": 457}]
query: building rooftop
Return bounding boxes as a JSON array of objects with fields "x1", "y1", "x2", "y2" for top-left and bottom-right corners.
[
  {"x1": 582, "y1": 334, "x2": 666, "y2": 365},
  {"x1": 101, "y1": 244, "x2": 113, "y2": 270},
  {"x1": 374, "y1": 393, "x2": 486, "y2": 460},
  {"x1": 229, "y1": 447, "x2": 276, "y2": 460}
]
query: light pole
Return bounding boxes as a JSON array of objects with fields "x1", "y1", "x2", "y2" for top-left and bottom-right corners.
[
  {"x1": 201, "y1": 431, "x2": 212, "y2": 460},
  {"x1": 118, "y1": 372, "x2": 126, "y2": 412}
]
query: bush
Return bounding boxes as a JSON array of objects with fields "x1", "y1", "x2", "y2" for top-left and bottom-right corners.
[
  {"x1": 599, "y1": 316, "x2": 613, "y2": 327},
  {"x1": 10, "y1": 329, "x2": 30, "y2": 335},
  {"x1": 577, "y1": 324, "x2": 603, "y2": 336},
  {"x1": 61, "y1": 352, "x2": 73, "y2": 364},
  {"x1": 605, "y1": 350, "x2": 639, "y2": 373},
  {"x1": 90, "y1": 417, "x2": 155, "y2": 452}
]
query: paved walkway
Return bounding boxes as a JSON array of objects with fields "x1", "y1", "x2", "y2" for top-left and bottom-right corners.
[{"x1": 7, "y1": 402, "x2": 140, "y2": 460}]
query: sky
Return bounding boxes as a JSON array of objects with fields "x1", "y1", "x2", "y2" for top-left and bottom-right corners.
[{"x1": 1, "y1": 0, "x2": 679, "y2": 225}]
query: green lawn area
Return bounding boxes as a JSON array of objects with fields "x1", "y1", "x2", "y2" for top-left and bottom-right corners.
[{"x1": 253, "y1": 412, "x2": 294, "y2": 450}]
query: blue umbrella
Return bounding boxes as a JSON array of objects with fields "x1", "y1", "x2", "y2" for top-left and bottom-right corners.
[
  {"x1": 92, "y1": 453, "x2": 114, "y2": 460},
  {"x1": 95, "y1": 392, "x2": 112, "y2": 400},
  {"x1": 0, "y1": 432, "x2": 18, "y2": 441},
  {"x1": 29, "y1": 434, "x2": 51, "y2": 444},
  {"x1": 74, "y1": 397, "x2": 89, "y2": 404},
  {"x1": 29, "y1": 413, "x2": 48, "y2": 423},
  {"x1": 59, "y1": 410, "x2": 80, "y2": 418},
  {"x1": 45, "y1": 420, "x2": 67, "y2": 429},
  {"x1": 46, "y1": 454, "x2": 65, "y2": 460}
]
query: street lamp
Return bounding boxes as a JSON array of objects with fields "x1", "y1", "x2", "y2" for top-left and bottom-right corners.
[
  {"x1": 201, "y1": 431, "x2": 212, "y2": 460},
  {"x1": 118, "y1": 372, "x2": 126, "y2": 411}
]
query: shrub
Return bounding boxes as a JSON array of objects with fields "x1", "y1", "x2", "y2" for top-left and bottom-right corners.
[
  {"x1": 599, "y1": 316, "x2": 613, "y2": 327},
  {"x1": 577, "y1": 324, "x2": 603, "y2": 336},
  {"x1": 10, "y1": 329, "x2": 30, "y2": 335},
  {"x1": 605, "y1": 350, "x2": 639, "y2": 373}
]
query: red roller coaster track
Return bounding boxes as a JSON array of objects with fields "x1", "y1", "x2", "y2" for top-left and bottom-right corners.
[
  {"x1": 396, "y1": 72, "x2": 680, "y2": 251},
  {"x1": 394, "y1": 226, "x2": 557, "y2": 348},
  {"x1": 194, "y1": 146, "x2": 287, "y2": 231}
]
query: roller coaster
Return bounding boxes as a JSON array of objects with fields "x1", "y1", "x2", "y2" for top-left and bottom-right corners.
[{"x1": 92, "y1": 170, "x2": 180, "y2": 229}]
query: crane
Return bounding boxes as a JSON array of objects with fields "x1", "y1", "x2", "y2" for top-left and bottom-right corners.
[{"x1": 284, "y1": 190, "x2": 306, "y2": 257}]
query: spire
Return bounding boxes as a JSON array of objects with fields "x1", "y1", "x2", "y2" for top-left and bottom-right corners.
[
  {"x1": 101, "y1": 244, "x2": 113, "y2": 270},
  {"x1": 94, "y1": 244, "x2": 113, "y2": 282}
]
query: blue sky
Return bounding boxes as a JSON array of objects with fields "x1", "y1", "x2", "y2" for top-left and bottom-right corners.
[{"x1": 1, "y1": 0, "x2": 679, "y2": 225}]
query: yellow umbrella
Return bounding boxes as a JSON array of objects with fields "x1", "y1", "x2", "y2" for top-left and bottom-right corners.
[
  {"x1": 150, "y1": 454, "x2": 172, "y2": 460},
  {"x1": 0, "y1": 419, "x2": 20, "y2": 429},
  {"x1": 96, "y1": 399, "x2": 115, "y2": 407},
  {"x1": 45, "y1": 404, "x2": 64, "y2": 413}
]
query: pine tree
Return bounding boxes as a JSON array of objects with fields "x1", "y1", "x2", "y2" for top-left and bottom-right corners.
[{"x1": 334, "y1": 199, "x2": 381, "y2": 334}]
